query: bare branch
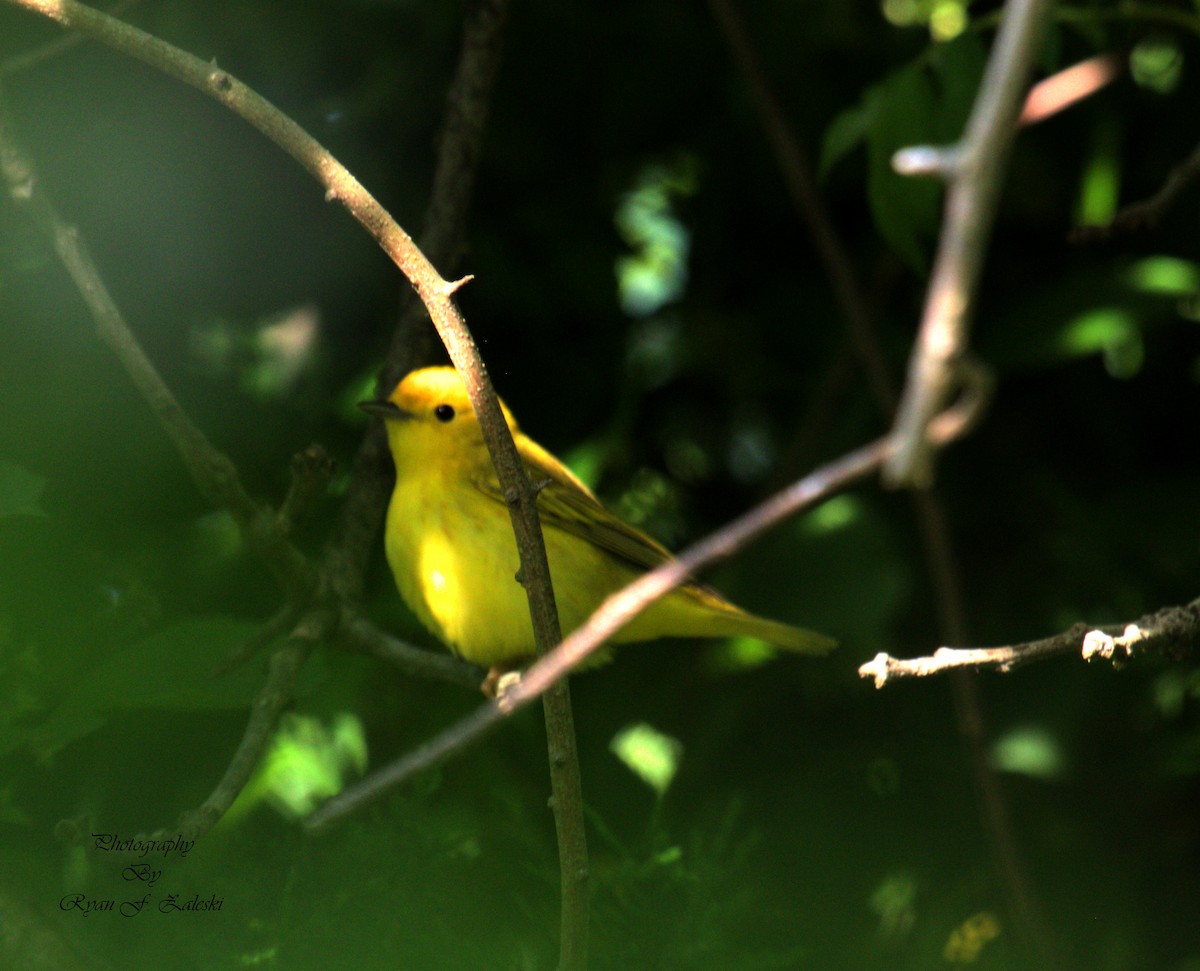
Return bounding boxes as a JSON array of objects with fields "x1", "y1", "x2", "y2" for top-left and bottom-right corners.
[
  {"x1": 337, "y1": 612, "x2": 484, "y2": 691},
  {"x1": 375, "y1": 0, "x2": 589, "y2": 959},
  {"x1": 172, "y1": 618, "x2": 325, "y2": 840},
  {"x1": 3, "y1": 10, "x2": 592, "y2": 932},
  {"x1": 322, "y1": 0, "x2": 515, "y2": 599},
  {"x1": 713, "y1": 4, "x2": 1045, "y2": 945},
  {"x1": 419, "y1": 0, "x2": 510, "y2": 274},
  {"x1": 277, "y1": 444, "x2": 335, "y2": 535},
  {"x1": 860, "y1": 599, "x2": 1200, "y2": 688},
  {"x1": 212, "y1": 604, "x2": 299, "y2": 678},
  {"x1": 0, "y1": 0, "x2": 139, "y2": 77},
  {"x1": 885, "y1": 0, "x2": 1053, "y2": 487}
]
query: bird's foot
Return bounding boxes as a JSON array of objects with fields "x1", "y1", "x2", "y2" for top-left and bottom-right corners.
[{"x1": 481, "y1": 666, "x2": 522, "y2": 699}]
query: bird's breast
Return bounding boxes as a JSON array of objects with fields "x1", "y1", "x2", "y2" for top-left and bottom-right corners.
[{"x1": 384, "y1": 471, "x2": 536, "y2": 665}]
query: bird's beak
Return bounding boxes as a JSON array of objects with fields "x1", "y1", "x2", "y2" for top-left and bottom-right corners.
[{"x1": 358, "y1": 400, "x2": 408, "y2": 420}]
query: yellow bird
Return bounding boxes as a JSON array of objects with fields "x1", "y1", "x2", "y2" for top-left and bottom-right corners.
[{"x1": 361, "y1": 367, "x2": 834, "y2": 674}]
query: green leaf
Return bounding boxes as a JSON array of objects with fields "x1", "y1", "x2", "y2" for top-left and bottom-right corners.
[
  {"x1": 230, "y1": 712, "x2": 368, "y2": 822},
  {"x1": 610, "y1": 722, "x2": 683, "y2": 796},
  {"x1": 818, "y1": 97, "x2": 874, "y2": 181},
  {"x1": 862, "y1": 33, "x2": 984, "y2": 272},
  {"x1": 865, "y1": 62, "x2": 941, "y2": 272},
  {"x1": 1127, "y1": 256, "x2": 1200, "y2": 297},
  {"x1": 928, "y1": 31, "x2": 986, "y2": 142}
]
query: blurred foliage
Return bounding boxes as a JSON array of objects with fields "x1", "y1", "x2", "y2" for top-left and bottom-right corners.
[{"x1": 1, "y1": 1, "x2": 1199, "y2": 969}]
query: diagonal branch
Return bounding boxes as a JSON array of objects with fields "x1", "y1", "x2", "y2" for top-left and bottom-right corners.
[
  {"x1": 885, "y1": 0, "x2": 1053, "y2": 487},
  {"x1": 0, "y1": 72, "x2": 488, "y2": 849},
  {"x1": 337, "y1": 612, "x2": 485, "y2": 691},
  {"x1": 2, "y1": 0, "x2": 559, "y2": 739},
  {"x1": 707, "y1": 0, "x2": 895, "y2": 411},
  {"x1": 174, "y1": 625, "x2": 322, "y2": 839}
]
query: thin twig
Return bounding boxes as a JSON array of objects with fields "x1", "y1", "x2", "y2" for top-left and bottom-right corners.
[
  {"x1": 1, "y1": 0, "x2": 467, "y2": 333},
  {"x1": 337, "y1": 612, "x2": 484, "y2": 691},
  {"x1": 305, "y1": 383, "x2": 988, "y2": 829},
  {"x1": 320, "y1": 0, "x2": 517, "y2": 603},
  {"x1": 5, "y1": 12, "x2": 590, "y2": 948},
  {"x1": 911, "y1": 489, "x2": 1060, "y2": 966},
  {"x1": 212, "y1": 603, "x2": 299, "y2": 677},
  {"x1": 885, "y1": 0, "x2": 1053, "y2": 487},
  {"x1": 419, "y1": 0, "x2": 510, "y2": 286},
  {"x1": 170, "y1": 619, "x2": 326, "y2": 840},
  {"x1": 3, "y1": 74, "x2": 342, "y2": 850},
  {"x1": 0, "y1": 0, "x2": 139, "y2": 77},
  {"x1": 1052, "y1": 3, "x2": 1200, "y2": 40},
  {"x1": 277, "y1": 444, "x2": 335, "y2": 535},
  {"x1": 707, "y1": 0, "x2": 894, "y2": 411},
  {"x1": 379, "y1": 0, "x2": 590, "y2": 960},
  {"x1": 1070, "y1": 139, "x2": 1200, "y2": 243},
  {"x1": 860, "y1": 599, "x2": 1200, "y2": 687}
]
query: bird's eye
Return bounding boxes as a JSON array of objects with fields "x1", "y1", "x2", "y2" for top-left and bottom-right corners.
[{"x1": 434, "y1": 403, "x2": 456, "y2": 423}]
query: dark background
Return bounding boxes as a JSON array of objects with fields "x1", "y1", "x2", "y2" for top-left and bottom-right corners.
[{"x1": 0, "y1": 1, "x2": 1197, "y2": 969}]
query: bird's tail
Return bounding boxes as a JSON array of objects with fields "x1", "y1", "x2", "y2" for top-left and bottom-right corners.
[
  {"x1": 618, "y1": 582, "x2": 837, "y2": 655},
  {"x1": 710, "y1": 610, "x2": 837, "y2": 655}
]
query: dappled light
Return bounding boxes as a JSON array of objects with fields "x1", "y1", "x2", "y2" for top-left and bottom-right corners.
[
  {"x1": 231, "y1": 712, "x2": 366, "y2": 822},
  {"x1": 881, "y1": 0, "x2": 970, "y2": 42},
  {"x1": 1130, "y1": 37, "x2": 1184, "y2": 94},
  {"x1": 614, "y1": 160, "x2": 697, "y2": 318},
  {"x1": 609, "y1": 722, "x2": 683, "y2": 797},
  {"x1": 988, "y1": 725, "x2": 1065, "y2": 780}
]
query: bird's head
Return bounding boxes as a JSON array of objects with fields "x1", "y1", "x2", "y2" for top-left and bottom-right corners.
[{"x1": 359, "y1": 367, "x2": 518, "y2": 456}]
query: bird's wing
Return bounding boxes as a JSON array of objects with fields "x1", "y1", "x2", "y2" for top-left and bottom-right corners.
[
  {"x1": 469, "y1": 435, "x2": 835, "y2": 653},
  {"x1": 469, "y1": 437, "x2": 682, "y2": 578}
]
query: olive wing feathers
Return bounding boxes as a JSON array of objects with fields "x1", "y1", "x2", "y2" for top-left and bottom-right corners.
[{"x1": 469, "y1": 437, "x2": 729, "y2": 607}]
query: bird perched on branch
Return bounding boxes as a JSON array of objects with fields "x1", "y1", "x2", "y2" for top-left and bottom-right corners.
[{"x1": 361, "y1": 367, "x2": 834, "y2": 686}]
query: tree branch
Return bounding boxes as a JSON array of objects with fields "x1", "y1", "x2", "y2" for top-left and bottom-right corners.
[
  {"x1": 0, "y1": 0, "x2": 139, "y2": 77},
  {"x1": 324, "y1": 0, "x2": 518, "y2": 607},
  {"x1": 337, "y1": 612, "x2": 484, "y2": 691},
  {"x1": 174, "y1": 620, "x2": 324, "y2": 840},
  {"x1": 885, "y1": 0, "x2": 1053, "y2": 487},
  {"x1": 860, "y1": 598, "x2": 1200, "y2": 687},
  {"x1": 277, "y1": 444, "x2": 336, "y2": 536}
]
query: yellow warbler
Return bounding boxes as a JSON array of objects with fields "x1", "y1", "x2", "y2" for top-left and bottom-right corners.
[{"x1": 361, "y1": 367, "x2": 834, "y2": 671}]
